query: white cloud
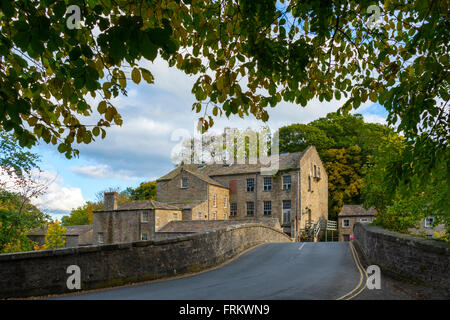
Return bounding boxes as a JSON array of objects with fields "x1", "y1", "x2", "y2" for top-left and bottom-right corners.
[
  {"x1": 71, "y1": 164, "x2": 138, "y2": 181},
  {"x1": 361, "y1": 113, "x2": 388, "y2": 125},
  {"x1": 0, "y1": 168, "x2": 85, "y2": 216}
]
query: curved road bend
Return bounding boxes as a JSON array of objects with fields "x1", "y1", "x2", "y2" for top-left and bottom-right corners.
[{"x1": 55, "y1": 242, "x2": 381, "y2": 300}]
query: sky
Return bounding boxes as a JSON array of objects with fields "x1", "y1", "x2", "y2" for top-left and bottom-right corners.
[{"x1": 28, "y1": 57, "x2": 388, "y2": 220}]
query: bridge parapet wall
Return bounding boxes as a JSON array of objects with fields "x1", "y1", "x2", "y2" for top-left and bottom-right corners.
[
  {"x1": 0, "y1": 223, "x2": 291, "y2": 299},
  {"x1": 353, "y1": 222, "x2": 449, "y2": 293}
]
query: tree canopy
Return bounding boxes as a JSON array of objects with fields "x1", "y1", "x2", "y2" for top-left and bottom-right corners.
[
  {"x1": 1, "y1": 0, "x2": 447, "y2": 163},
  {"x1": 279, "y1": 112, "x2": 393, "y2": 219}
]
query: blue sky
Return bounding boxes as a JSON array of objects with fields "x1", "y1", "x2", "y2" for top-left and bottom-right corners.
[{"x1": 28, "y1": 57, "x2": 388, "y2": 220}]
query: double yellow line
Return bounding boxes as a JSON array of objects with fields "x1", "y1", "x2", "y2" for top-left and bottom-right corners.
[{"x1": 336, "y1": 241, "x2": 367, "y2": 300}]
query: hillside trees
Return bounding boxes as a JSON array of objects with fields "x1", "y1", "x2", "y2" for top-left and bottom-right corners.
[{"x1": 279, "y1": 113, "x2": 392, "y2": 219}]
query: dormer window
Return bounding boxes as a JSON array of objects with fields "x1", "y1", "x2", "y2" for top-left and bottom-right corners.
[{"x1": 181, "y1": 177, "x2": 188, "y2": 188}]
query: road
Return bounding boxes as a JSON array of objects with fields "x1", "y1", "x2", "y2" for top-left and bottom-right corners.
[{"x1": 54, "y1": 242, "x2": 416, "y2": 300}]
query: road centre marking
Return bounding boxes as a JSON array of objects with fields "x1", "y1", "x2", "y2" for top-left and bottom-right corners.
[{"x1": 336, "y1": 241, "x2": 367, "y2": 300}]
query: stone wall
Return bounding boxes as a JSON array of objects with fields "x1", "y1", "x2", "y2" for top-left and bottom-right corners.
[
  {"x1": 0, "y1": 223, "x2": 291, "y2": 299},
  {"x1": 157, "y1": 170, "x2": 208, "y2": 203},
  {"x1": 353, "y1": 222, "x2": 450, "y2": 293},
  {"x1": 298, "y1": 146, "x2": 328, "y2": 230},
  {"x1": 208, "y1": 184, "x2": 230, "y2": 220}
]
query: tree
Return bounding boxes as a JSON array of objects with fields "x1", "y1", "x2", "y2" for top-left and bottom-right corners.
[
  {"x1": 0, "y1": 132, "x2": 50, "y2": 252},
  {"x1": 322, "y1": 146, "x2": 364, "y2": 220},
  {"x1": 0, "y1": 190, "x2": 48, "y2": 253},
  {"x1": 1, "y1": 0, "x2": 447, "y2": 165},
  {"x1": 129, "y1": 181, "x2": 157, "y2": 201},
  {"x1": 362, "y1": 134, "x2": 449, "y2": 234},
  {"x1": 41, "y1": 220, "x2": 66, "y2": 249},
  {"x1": 61, "y1": 201, "x2": 101, "y2": 226},
  {"x1": 278, "y1": 113, "x2": 392, "y2": 219}
]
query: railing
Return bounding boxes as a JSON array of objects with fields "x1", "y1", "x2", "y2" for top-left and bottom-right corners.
[{"x1": 326, "y1": 220, "x2": 337, "y2": 231}]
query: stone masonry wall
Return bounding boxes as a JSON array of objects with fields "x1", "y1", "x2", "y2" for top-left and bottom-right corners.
[
  {"x1": 156, "y1": 170, "x2": 208, "y2": 203},
  {"x1": 353, "y1": 222, "x2": 450, "y2": 293},
  {"x1": 299, "y1": 146, "x2": 328, "y2": 230},
  {"x1": 0, "y1": 223, "x2": 291, "y2": 299},
  {"x1": 208, "y1": 184, "x2": 230, "y2": 220}
]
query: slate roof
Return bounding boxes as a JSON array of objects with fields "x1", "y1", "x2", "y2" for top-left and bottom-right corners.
[
  {"x1": 165, "y1": 200, "x2": 206, "y2": 210},
  {"x1": 338, "y1": 205, "x2": 376, "y2": 217},
  {"x1": 157, "y1": 149, "x2": 309, "y2": 182},
  {"x1": 28, "y1": 224, "x2": 92, "y2": 236},
  {"x1": 116, "y1": 200, "x2": 180, "y2": 211}
]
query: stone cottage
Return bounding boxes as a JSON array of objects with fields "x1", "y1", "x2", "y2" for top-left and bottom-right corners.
[
  {"x1": 338, "y1": 204, "x2": 376, "y2": 241},
  {"x1": 93, "y1": 192, "x2": 183, "y2": 245}
]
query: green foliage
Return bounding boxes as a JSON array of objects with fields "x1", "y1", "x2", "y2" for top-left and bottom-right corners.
[
  {"x1": 362, "y1": 135, "x2": 449, "y2": 233},
  {"x1": 1, "y1": 1, "x2": 447, "y2": 169},
  {"x1": 42, "y1": 220, "x2": 66, "y2": 249},
  {"x1": 279, "y1": 113, "x2": 391, "y2": 219},
  {"x1": 61, "y1": 201, "x2": 101, "y2": 226},
  {"x1": 128, "y1": 181, "x2": 157, "y2": 201},
  {"x1": 322, "y1": 146, "x2": 364, "y2": 220},
  {"x1": 0, "y1": 190, "x2": 48, "y2": 253},
  {"x1": 0, "y1": 132, "x2": 40, "y2": 176}
]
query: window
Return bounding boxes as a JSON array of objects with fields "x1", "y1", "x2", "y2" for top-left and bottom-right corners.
[
  {"x1": 424, "y1": 216, "x2": 435, "y2": 228},
  {"x1": 247, "y1": 178, "x2": 255, "y2": 192},
  {"x1": 230, "y1": 203, "x2": 237, "y2": 217},
  {"x1": 246, "y1": 202, "x2": 254, "y2": 216},
  {"x1": 283, "y1": 175, "x2": 291, "y2": 190},
  {"x1": 283, "y1": 200, "x2": 291, "y2": 209},
  {"x1": 213, "y1": 194, "x2": 217, "y2": 207},
  {"x1": 360, "y1": 218, "x2": 369, "y2": 222},
  {"x1": 224, "y1": 197, "x2": 228, "y2": 208},
  {"x1": 141, "y1": 212, "x2": 148, "y2": 223},
  {"x1": 342, "y1": 219, "x2": 350, "y2": 228},
  {"x1": 263, "y1": 177, "x2": 272, "y2": 191},
  {"x1": 173, "y1": 212, "x2": 178, "y2": 220},
  {"x1": 264, "y1": 201, "x2": 272, "y2": 216},
  {"x1": 181, "y1": 177, "x2": 188, "y2": 188},
  {"x1": 213, "y1": 212, "x2": 217, "y2": 220},
  {"x1": 314, "y1": 165, "x2": 317, "y2": 177},
  {"x1": 98, "y1": 233, "x2": 104, "y2": 244},
  {"x1": 283, "y1": 200, "x2": 291, "y2": 224},
  {"x1": 141, "y1": 233, "x2": 148, "y2": 241},
  {"x1": 318, "y1": 167, "x2": 321, "y2": 179},
  {"x1": 308, "y1": 176, "x2": 312, "y2": 191}
]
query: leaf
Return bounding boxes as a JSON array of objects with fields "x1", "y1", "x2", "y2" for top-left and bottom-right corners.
[
  {"x1": 140, "y1": 68, "x2": 154, "y2": 84},
  {"x1": 98, "y1": 101, "x2": 107, "y2": 114},
  {"x1": 140, "y1": 33, "x2": 158, "y2": 61},
  {"x1": 131, "y1": 68, "x2": 141, "y2": 84},
  {"x1": 92, "y1": 127, "x2": 100, "y2": 136}
]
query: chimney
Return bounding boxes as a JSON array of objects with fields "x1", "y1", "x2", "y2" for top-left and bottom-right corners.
[{"x1": 104, "y1": 192, "x2": 118, "y2": 210}]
